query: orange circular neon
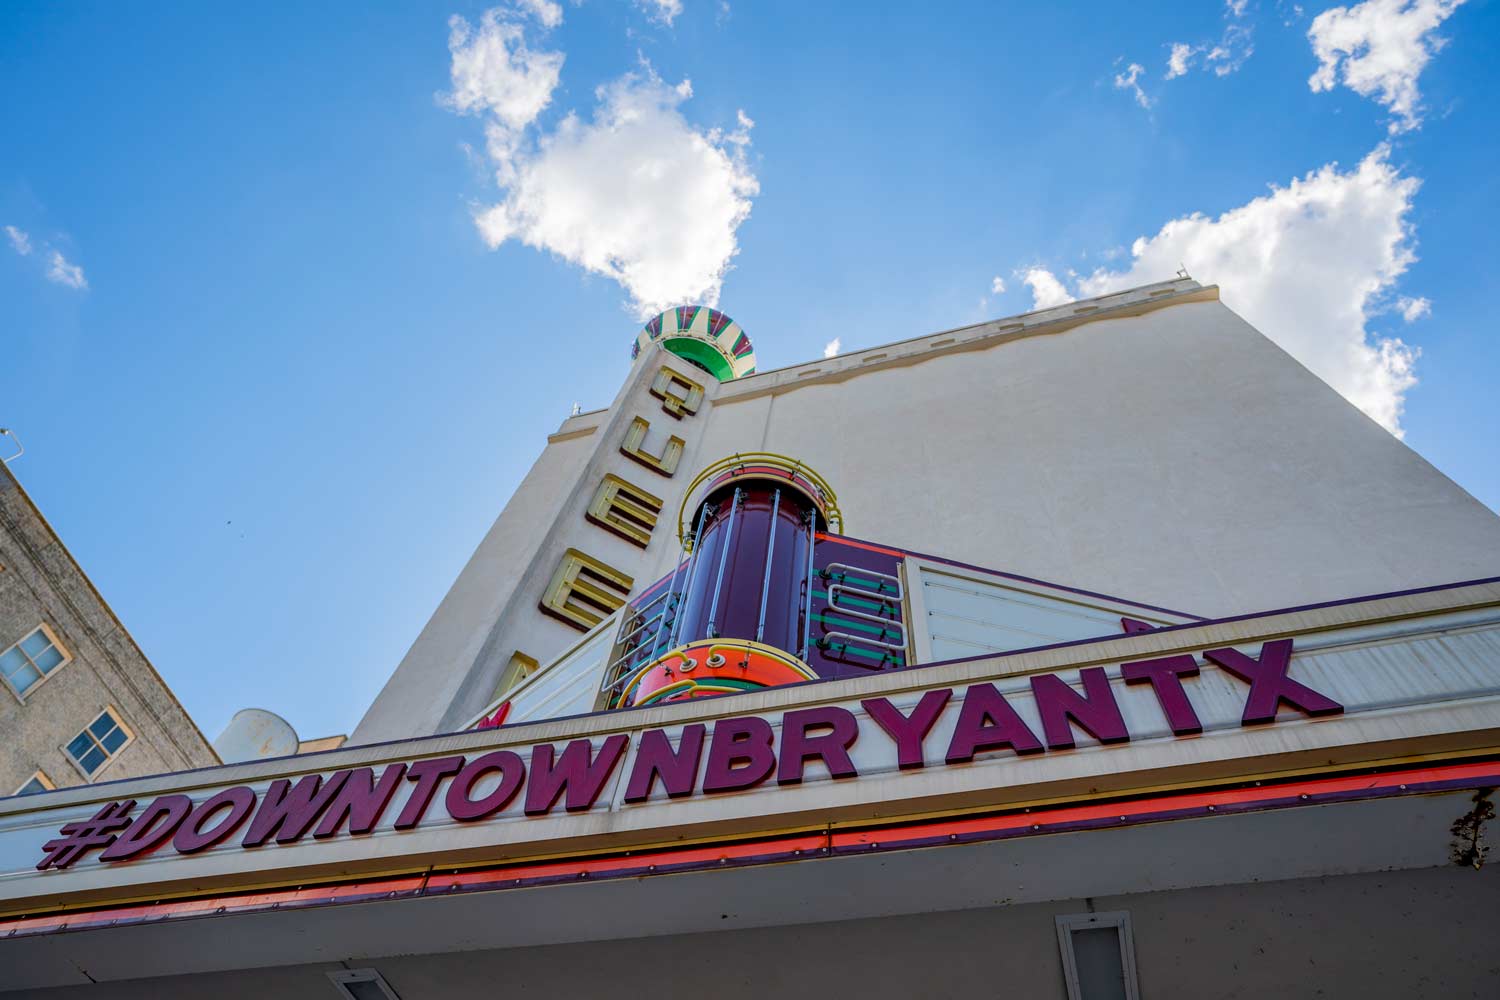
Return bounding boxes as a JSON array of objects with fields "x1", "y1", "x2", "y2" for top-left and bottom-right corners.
[{"x1": 622, "y1": 639, "x2": 819, "y2": 708}]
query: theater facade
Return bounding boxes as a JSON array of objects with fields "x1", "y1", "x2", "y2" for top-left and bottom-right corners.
[{"x1": 3, "y1": 279, "x2": 1499, "y2": 998}]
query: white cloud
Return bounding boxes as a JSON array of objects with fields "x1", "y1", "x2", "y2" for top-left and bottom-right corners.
[
  {"x1": 443, "y1": 6, "x2": 564, "y2": 130},
  {"x1": 466, "y1": 70, "x2": 758, "y2": 318},
  {"x1": 514, "y1": 0, "x2": 562, "y2": 28},
  {"x1": 991, "y1": 276, "x2": 1006, "y2": 295},
  {"x1": 4, "y1": 225, "x2": 32, "y2": 256},
  {"x1": 1166, "y1": 43, "x2": 1196, "y2": 79},
  {"x1": 1205, "y1": 24, "x2": 1255, "y2": 75},
  {"x1": 45, "y1": 250, "x2": 87, "y2": 290},
  {"x1": 1113, "y1": 62, "x2": 1152, "y2": 108},
  {"x1": 823, "y1": 337, "x2": 841, "y2": 359},
  {"x1": 1163, "y1": 2, "x2": 1254, "y2": 81},
  {"x1": 636, "y1": 0, "x2": 684, "y2": 26},
  {"x1": 1017, "y1": 267, "x2": 1075, "y2": 310},
  {"x1": 1308, "y1": 0, "x2": 1464, "y2": 133},
  {"x1": 1019, "y1": 147, "x2": 1422, "y2": 436},
  {"x1": 447, "y1": 7, "x2": 759, "y2": 318},
  {"x1": 6, "y1": 224, "x2": 87, "y2": 290},
  {"x1": 1397, "y1": 295, "x2": 1431, "y2": 321}
]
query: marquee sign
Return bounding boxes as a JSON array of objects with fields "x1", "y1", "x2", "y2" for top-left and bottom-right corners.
[
  {"x1": 6, "y1": 575, "x2": 1498, "y2": 923},
  {"x1": 33, "y1": 640, "x2": 1339, "y2": 873}
]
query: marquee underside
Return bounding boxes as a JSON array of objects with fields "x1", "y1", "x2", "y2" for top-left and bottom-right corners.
[{"x1": 2, "y1": 773, "x2": 1492, "y2": 992}]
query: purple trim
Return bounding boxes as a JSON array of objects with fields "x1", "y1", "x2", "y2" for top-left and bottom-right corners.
[
  {"x1": 832, "y1": 768, "x2": 1500, "y2": 857},
  {"x1": 891, "y1": 574, "x2": 1500, "y2": 677},
  {"x1": 862, "y1": 531, "x2": 1205, "y2": 619}
]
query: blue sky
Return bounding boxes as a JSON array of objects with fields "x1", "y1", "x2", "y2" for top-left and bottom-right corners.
[{"x1": 2, "y1": 0, "x2": 1495, "y2": 743}]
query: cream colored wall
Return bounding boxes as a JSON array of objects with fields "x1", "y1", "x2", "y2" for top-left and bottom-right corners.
[
  {"x1": 699, "y1": 295, "x2": 1500, "y2": 617},
  {"x1": 353, "y1": 280, "x2": 1500, "y2": 743}
]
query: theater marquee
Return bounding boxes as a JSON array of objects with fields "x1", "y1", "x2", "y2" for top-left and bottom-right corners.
[
  {"x1": 33, "y1": 639, "x2": 1340, "y2": 874},
  {"x1": 3, "y1": 580, "x2": 1498, "y2": 921}
]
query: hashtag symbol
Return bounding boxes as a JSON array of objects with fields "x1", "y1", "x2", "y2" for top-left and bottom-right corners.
[{"x1": 35, "y1": 800, "x2": 137, "y2": 871}]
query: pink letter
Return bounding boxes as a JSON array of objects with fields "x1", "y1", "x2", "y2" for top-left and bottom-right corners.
[
  {"x1": 1031, "y1": 667, "x2": 1130, "y2": 749},
  {"x1": 242, "y1": 771, "x2": 350, "y2": 847},
  {"x1": 314, "y1": 763, "x2": 409, "y2": 838},
  {"x1": 394, "y1": 756, "x2": 465, "y2": 830},
  {"x1": 174, "y1": 787, "x2": 257, "y2": 855},
  {"x1": 1205, "y1": 639, "x2": 1342, "y2": 725},
  {"x1": 863, "y1": 690, "x2": 951, "y2": 770},
  {"x1": 777, "y1": 706, "x2": 859, "y2": 786},
  {"x1": 945, "y1": 684, "x2": 1043, "y2": 764},
  {"x1": 702, "y1": 716, "x2": 777, "y2": 793},
  {"x1": 1121, "y1": 655, "x2": 1203, "y2": 735},
  {"x1": 624, "y1": 724, "x2": 705, "y2": 803},
  {"x1": 446, "y1": 752, "x2": 526, "y2": 822},
  {"x1": 524, "y1": 735, "x2": 629, "y2": 815},
  {"x1": 100, "y1": 795, "x2": 192, "y2": 862}
]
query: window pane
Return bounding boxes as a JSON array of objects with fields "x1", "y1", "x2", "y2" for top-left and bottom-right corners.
[
  {"x1": 89, "y1": 713, "x2": 116, "y2": 739},
  {"x1": 33, "y1": 646, "x2": 64, "y2": 673},
  {"x1": 12, "y1": 664, "x2": 41, "y2": 695},
  {"x1": 20, "y1": 631, "x2": 50, "y2": 657},
  {"x1": 66, "y1": 732, "x2": 95, "y2": 761},
  {"x1": 1071, "y1": 927, "x2": 1128, "y2": 1000},
  {"x1": 0, "y1": 648, "x2": 26, "y2": 679},
  {"x1": 80, "y1": 746, "x2": 107, "y2": 774},
  {"x1": 19, "y1": 778, "x2": 46, "y2": 795},
  {"x1": 100, "y1": 725, "x2": 127, "y2": 753}
]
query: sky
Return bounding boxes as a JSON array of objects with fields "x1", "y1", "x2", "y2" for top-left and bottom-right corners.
[{"x1": 1, "y1": 0, "x2": 1496, "y2": 743}]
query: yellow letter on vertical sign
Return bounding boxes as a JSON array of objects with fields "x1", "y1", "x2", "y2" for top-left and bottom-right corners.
[
  {"x1": 586, "y1": 474, "x2": 663, "y2": 548},
  {"x1": 620, "y1": 416, "x2": 685, "y2": 477},
  {"x1": 650, "y1": 365, "x2": 705, "y2": 419},
  {"x1": 539, "y1": 549, "x2": 635, "y2": 632}
]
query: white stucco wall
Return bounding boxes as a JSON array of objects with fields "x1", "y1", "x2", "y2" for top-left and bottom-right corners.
[
  {"x1": 697, "y1": 295, "x2": 1500, "y2": 617},
  {"x1": 353, "y1": 280, "x2": 1500, "y2": 743}
]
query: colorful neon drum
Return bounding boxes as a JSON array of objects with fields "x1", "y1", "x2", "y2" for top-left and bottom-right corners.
[{"x1": 621, "y1": 639, "x2": 819, "y2": 708}]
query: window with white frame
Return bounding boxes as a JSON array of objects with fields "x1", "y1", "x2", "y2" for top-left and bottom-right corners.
[
  {"x1": 1055, "y1": 911, "x2": 1141, "y2": 1000},
  {"x1": 13, "y1": 770, "x2": 55, "y2": 796},
  {"x1": 0, "y1": 624, "x2": 70, "y2": 699},
  {"x1": 65, "y1": 708, "x2": 133, "y2": 778}
]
